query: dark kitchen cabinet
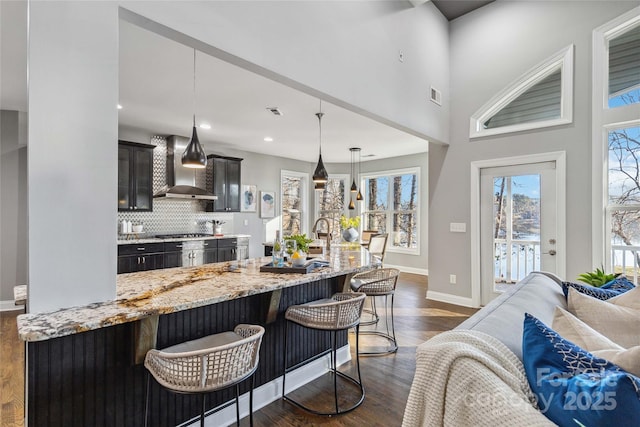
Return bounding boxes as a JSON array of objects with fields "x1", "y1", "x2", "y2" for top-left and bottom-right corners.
[
  {"x1": 206, "y1": 155, "x2": 242, "y2": 212},
  {"x1": 117, "y1": 243, "x2": 164, "y2": 274},
  {"x1": 218, "y1": 238, "x2": 238, "y2": 262},
  {"x1": 118, "y1": 141, "x2": 154, "y2": 212}
]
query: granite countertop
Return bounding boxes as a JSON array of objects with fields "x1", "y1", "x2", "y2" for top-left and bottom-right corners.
[
  {"x1": 117, "y1": 234, "x2": 251, "y2": 245},
  {"x1": 17, "y1": 246, "x2": 372, "y2": 342}
]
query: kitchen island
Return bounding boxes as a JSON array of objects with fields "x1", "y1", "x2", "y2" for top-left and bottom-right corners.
[{"x1": 18, "y1": 245, "x2": 373, "y2": 426}]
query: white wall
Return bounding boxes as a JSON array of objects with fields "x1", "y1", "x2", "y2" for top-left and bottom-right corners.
[
  {"x1": 1, "y1": 111, "x2": 28, "y2": 301},
  {"x1": 28, "y1": 2, "x2": 119, "y2": 312},
  {"x1": 428, "y1": 1, "x2": 638, "y2": 303}
]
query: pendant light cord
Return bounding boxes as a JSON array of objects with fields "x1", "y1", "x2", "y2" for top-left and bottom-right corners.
[
  {"x1": 192, "y1": 48, "x2": 196, "y2": 127},
  {"x1": 318, "y1": 100, "x2": 323, "y2": 156}
]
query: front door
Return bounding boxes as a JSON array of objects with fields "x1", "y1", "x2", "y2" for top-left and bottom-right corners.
[{"x1": 479, "y1": 162, "x2": 558, "y2": 305}]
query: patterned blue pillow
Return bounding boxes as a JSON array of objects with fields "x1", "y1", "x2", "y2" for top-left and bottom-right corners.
[
  {"x1": 602, "y1": 275, "x2": 636, "y2": 292},
  {"x1": 522, "y1": 313, "x2": 640, "y2": 427},
  {"x1": 561, "y1": 281, "x2": 630, "y2": 300}
]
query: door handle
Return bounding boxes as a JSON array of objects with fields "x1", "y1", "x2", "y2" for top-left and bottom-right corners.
[{"x1": 543, "y1": 249, "x2": 557, "y2": 256}]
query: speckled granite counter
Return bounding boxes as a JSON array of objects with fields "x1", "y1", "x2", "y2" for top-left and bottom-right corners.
[
  {"x1": 17, "y1": 246, "x2": 371, "y2": 342},
  {"x1": 117, "y1": 233, "x2": 250, "y2": 245},
  {"x1": 14, "y1": 285, "x2": 27, "y2": 306}
]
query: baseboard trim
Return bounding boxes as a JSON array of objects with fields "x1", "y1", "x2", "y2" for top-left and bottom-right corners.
[
  {"x1": 426, "y1": 290, "x2": 475, "y2": 308},
  {"x1": 384, "y1": 264, "x2": 428, "y2": 276},
  {"x1": 184, "y1": 345, "x2": 351, "y2": 427},
  {"x1": 0, "y1": 299, "x2": 23, "y2": 313}
]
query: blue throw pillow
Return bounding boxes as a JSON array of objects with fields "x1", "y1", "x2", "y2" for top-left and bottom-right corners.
[
  {"x1": 602, "y1": 275, "x2": 636, "y2": 292},
  {"x1": 561, "y1": 281, "x2": 630, "y2": 300},
  {"x1": 522, "y1": 313, "x2": 640, "y2": 427}
]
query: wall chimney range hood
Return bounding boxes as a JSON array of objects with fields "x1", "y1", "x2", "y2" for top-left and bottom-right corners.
[{"x1": 153, "y1": 135, "x2": 217, "y2": 200}]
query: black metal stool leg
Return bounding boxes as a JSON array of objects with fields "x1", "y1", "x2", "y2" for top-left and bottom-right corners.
[
  {"x1": 144, "y1": 372, "x2": 151, "y2": 427},
  {"x1": 235, "y1": 384, "x2": 240, "y2": 426},
  {"x1": 282, "y1": 320, "x2": 289, "y2": 398},
  {"x1": 201, "y1": 393, "x2": 206, "y2": 427},
  {"x1": 249, "y1": 375, "x2": 255, "y2": 427}
]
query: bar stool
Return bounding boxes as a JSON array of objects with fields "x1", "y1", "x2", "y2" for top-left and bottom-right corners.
[
  {"x1": 282, "y1": 292, "x2": 366, "y2": 416},
  {"x1": 350, "y1": 268, "x2": 400, "y2": 355},
  {"x1": 144, "y1": 324, "x2": 265, "y2": 427}
]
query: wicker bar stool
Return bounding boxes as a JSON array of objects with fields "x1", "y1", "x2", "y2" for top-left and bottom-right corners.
[
  {"x1": 350, "y1": 268, "x2": 400, "y2": 355},
  {"x1": 282, "y1": 292, "x2": 366, "y2": 416},
  {"x1": 144, "y1": 324, "x2": 264, "y2": 427}
]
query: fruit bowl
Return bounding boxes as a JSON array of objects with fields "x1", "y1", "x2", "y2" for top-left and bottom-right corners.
[{"x1": 291, "y1": 252, "x2": 307, "y2": 267}]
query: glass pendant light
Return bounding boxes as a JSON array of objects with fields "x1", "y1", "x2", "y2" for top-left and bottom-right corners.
[
  {"x1": 312, "y1": 100, "x2": 329, "y2": 189},
  {"x1": 182, "y1": 49, "x2": 207, "y2": 169}
]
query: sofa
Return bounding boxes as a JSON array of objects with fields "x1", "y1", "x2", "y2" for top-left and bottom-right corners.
[{"x1": 402, "y1": 271, "x2": 640, "y2": 427}]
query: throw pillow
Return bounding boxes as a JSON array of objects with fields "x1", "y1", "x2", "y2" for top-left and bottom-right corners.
[
  {"x1": 567, "y1": 288, "x2": 640, "y2": 348},
  {"x1": 552, "y1": 307, "x2": 640, "y2": 376},
  {"x1": 602, "y1": 275, "x2": 636, "y2": 292},
  {"x1": 561, "y1": 281, "x2": 630, "y2": 300},
  {"x1": 608, "y1": 285, "x2": 640, "y2": 310},
  {"x1": 522, "y1": 313, "x2": 640, "y2": 427}
]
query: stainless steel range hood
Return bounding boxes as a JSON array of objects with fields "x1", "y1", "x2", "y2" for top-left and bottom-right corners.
[{"x1": 153, "y1": 135, "x2": 217, "y2": 200}]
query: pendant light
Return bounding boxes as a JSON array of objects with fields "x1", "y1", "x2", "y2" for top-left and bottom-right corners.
[
  {"x1": 356, "y1": 147, "x2": 363, "y2": 201},
  {"x1": 182, "y1": 49, "x2": 207, "y2": 169},
  {"x1": 348, "y1": 147, "x2": 356, "y2": 210},
  {"x1": 312, "y1": 100, "x2": 329, "y2": 189}
]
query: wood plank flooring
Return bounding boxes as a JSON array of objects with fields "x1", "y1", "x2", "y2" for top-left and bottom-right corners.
[
  {"x1": 0, "y1": 273, "x2": 476, "y2": 427},
  {"x1": 1, "y1": 308, "x2": 25, "y2": 427}
]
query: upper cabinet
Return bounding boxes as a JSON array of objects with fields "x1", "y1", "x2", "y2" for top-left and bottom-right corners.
[
  {"x1": 118, "y1": 141, "x2": 154, "y2": 212},
  {"x1": 206, "y1": 155, "x2": 242, "y2": 212}
]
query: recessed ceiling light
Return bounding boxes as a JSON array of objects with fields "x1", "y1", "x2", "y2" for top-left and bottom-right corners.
[
  {"x1": 199, "y1": 123, "x2": 211, "y2": 130},
  {"x1": 264, "y1": 137, "x2": 273, "y2": 142},
  {"x1": 117, "y1": 104, "x2": 123, "y2": 110}
]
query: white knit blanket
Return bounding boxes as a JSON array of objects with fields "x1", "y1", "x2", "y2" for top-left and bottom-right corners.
[{"x1": 402, "y1": 330, "x2": 556, "y2": 427}]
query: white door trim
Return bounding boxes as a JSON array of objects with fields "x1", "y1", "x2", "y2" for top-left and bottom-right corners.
[{"x1": 470, "y1": 151, "x2": 566, "y2": 307}]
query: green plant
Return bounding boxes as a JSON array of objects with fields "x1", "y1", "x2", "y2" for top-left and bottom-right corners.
[
  {"x1": 285, "y1": 234, "x2": 313, "y2": 253},
  {"x1": 339, "y1": 215, "x2": 361, "y2": 229},
  {"x1": 577, "y1": 267, "x2": 618, "y2": 287}
]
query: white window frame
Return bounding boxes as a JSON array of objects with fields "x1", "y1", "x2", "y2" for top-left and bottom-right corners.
[
  {"x1": 469, "y1": 45, "x2": 574, "y2": 139},
  {"x1": 361, "y1": 167, "x2": 420, "y2": 255},
  {"x1": 314, "y1": 173, "x2": 349, "y2": 229},
  {"x1": 592, "y1": 7, "x2": 640, "y2": 270},
  {"x1": 280, "y1": 169, "x2": 309, "y2": 236}
]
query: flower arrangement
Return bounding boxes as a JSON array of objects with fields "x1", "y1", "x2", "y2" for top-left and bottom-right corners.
[{"x1": 340, "y1": 215, "x2": 361, "y2": 230}]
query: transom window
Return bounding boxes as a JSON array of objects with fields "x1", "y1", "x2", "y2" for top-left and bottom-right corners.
[
  {"x1": 470, "y1": 45, "x2": 573, "y2": 138},
  {"x1": 362, "y1": 167, "x2": 420, "y2": 253},
  {"x1": 608, "y1": 23, "x2": 640, "y2": 108},
  {"x1": 280, "y1": 170, "x2": 308, "y2": 236}
]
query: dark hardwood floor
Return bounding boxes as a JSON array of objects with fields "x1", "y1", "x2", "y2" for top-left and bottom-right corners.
[
  {"x1": 251, "y1": 273, "x2": 477, "y2": 426},
  {"x1": 0, "y1": 273, "x2": 476, "y2": 427}
]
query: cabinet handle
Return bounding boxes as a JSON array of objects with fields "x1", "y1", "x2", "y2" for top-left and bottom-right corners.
[
  {"x1": 175, "y1": 245, "x2": 183, "y2": 248},
  {"x1": 137, "y1": 247, "x2": 145, "y2": 251},
  {"x1": 137, "y1": 257, "x2": 141, "y2": 264},
  {"x1": 133, "y1": 206, "x2": 138, "y2": 210},
  {"x1": 130, "y1": 207, "x2": 134, "y2": 210},
  {"x1": 203, "y1": 243, "x2": 209, "y2": 246},
  {"x1": 142, "y1": 256, "x2": 146, "y2": 264}
]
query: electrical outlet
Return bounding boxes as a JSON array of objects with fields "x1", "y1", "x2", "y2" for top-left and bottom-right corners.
[
  {"x1": 244, "y1": 219, "x2": 249, "y2": 226},
  {"x1": 449, "y1": 274, "x2": 457, "y2": 284},
  {"x1": 398, "y1": 50, "x2": 404, "y2": 62}
]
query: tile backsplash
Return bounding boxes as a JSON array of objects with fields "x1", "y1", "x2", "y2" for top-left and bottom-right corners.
[{"x1": 117, "y1": 136, "x2": 233, "y2": 236}]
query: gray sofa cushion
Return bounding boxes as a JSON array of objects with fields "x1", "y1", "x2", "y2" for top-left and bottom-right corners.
[{"x1": 456, "y1": 272, "x2": 566, "y2": 360}]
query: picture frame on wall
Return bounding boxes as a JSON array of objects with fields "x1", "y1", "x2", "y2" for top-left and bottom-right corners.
[
  {"x1": 241, "y1": 184, "x2": 257, "y2": 212},
  {"x1": 260, "y1": 191, "x2": 275, "y2": 218}
]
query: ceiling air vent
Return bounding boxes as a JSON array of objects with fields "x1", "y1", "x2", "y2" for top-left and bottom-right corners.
[
  {"x1": 430, "y1": 86, "x2": 442, "y2": 106},
  {"x1": 267, "y1": 107, "x2": 283, "y2": 116}
]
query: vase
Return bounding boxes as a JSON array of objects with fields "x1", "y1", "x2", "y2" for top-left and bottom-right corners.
[{"x1": 342, "y1": 227, "x2": 359, "y2": 242}]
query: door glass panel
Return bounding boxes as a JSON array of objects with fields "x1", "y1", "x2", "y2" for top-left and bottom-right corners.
[{"x1": 492, "y1": 174, "x2": 541, "y2": 291}]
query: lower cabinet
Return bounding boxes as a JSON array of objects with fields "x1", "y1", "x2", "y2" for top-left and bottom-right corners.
[
  {"x1": 118, "y1": 238, "x2": 240, "y2": 273},
  {"x1": 117, "y1": 243, "x2": 165, "y2": 274}
]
